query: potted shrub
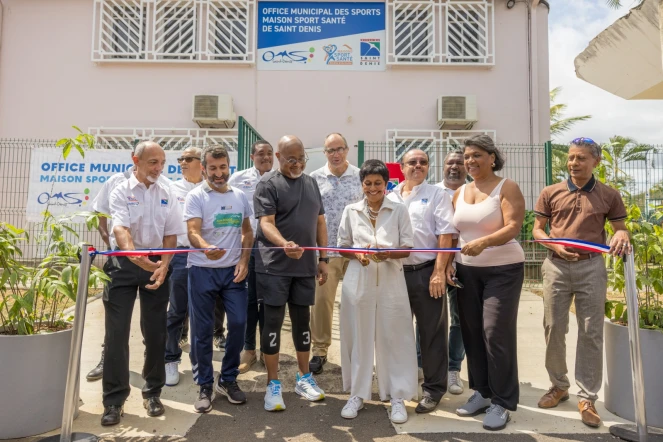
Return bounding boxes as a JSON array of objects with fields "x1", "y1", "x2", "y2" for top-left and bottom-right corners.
[
  {"x1": 0, "y1": 130, "x2": 108, "y2": 439},
  {"x1": 603, "y1": 203, "x2": 663, "y2": 428}
]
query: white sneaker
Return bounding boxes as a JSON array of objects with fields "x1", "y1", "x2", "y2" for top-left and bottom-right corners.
[
  {"x1": 295, "y1": 372, "x2": 325, "y2": 401},
  {"x1": 418, "y1": 367, "x2": 424, "y2": 380},
  {"x1": 448, "y1": 371, "x2": 464, "y2": 395},
  {"x1": 390, "y1": 398, "x2": 408, "y2": 424},
  {"x1": 264, "y1": 380, "x2": 286, "y2": 411},
  {"x1": 165, "y1": 362, "x2": 179, "y2": 386},
  {"x1": 341, "y1": 396, "x2": 364, "y2": 419}
]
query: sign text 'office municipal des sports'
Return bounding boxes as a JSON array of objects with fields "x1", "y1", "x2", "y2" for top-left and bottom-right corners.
[
  {"x1": 26, "y1": 148, "x2": 238, "y2": 222},
  {"x1": 257, "y1": 2, "x2": 386, "y2": 71}
]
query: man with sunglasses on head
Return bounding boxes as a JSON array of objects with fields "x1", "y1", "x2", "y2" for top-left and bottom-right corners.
[
  {"x1": 533, "y1": 137, "x2": 629, "y2": 428},
  {"x1": 254, "y1": 135, "x2": 328, "y2": 412},
  {"x1": 163, "y1": 147, "x2": 204, "y2": 387},
  {"x1": 308, "y1": 133, "x2": 363, "y2": 375},
  {"x1": 386, "y1": 149, "x2": 457, "y2": 414}
]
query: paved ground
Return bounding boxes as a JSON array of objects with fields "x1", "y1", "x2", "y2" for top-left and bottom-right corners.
[{"x1": 15, "y1": 285, "x2": 655, "y2": 442}]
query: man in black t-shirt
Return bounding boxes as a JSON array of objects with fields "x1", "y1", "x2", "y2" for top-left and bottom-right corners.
[{"x1": 253, "y1": 135, "x2": 329, "y2": 412}]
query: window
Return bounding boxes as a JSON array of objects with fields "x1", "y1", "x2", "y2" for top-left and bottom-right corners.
[
  {"x1": 96, "y1": 2, "x2": 147, "y2": 59},
  {"x1": 153, "y1": 2, "x2": 198, "y2": 60},
  {"x1": 207, "y1": 3, "x2": 249, "y2": 61},
  {"x1": 393, "y1": 4, "x2": 435, "y2": 63},
  {"x1": 446, "y1": 6, "x2": 484, "y2": 63}
]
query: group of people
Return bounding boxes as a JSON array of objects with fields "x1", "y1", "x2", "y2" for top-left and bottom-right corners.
[{"x1": 88, "y1": 133, "x2": 631, "y2": 432}]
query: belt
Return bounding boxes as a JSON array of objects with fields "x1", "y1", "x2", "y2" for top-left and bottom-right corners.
[
  {"x1": 403, "y1": 260, "x2": 436, "y2": 272},
  {"x1": 550, "y1": 252, "x2": 598, "y2": 262}
]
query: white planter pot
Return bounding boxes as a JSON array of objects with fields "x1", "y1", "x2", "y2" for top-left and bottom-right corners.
[
  {"x1": 0, "y1": 327, "x2": 79, "y2": 439},
  {"x1": 604, "y1": 320, "x2": 663, "y2": 428}
]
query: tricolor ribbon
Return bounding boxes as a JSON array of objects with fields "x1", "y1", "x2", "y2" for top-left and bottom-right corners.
[{"x1": 88, "y1": 238, "x2": 611, "y2": 257}]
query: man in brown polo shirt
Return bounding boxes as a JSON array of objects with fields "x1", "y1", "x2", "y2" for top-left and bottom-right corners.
[{"x1": 532, "y1": 137, "x2": 629, "y2": 428}]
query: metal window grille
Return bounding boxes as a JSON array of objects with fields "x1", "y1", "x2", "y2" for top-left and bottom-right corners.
[
  {"x1": 88, "y1": 127, "x2": 238, "y2": 150},
  {"x1": 92, "y1": 0, "x2": 255, "y2": 63},
  {"x1": 387, "y1": 0, "x2": 494, "y2": 66}
]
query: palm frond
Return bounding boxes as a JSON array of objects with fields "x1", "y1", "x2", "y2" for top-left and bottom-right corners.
[
  {"x1": 551, "y1": 115, "x2": 592, "y2": 137},
  {"x1": 604, "y1": 0, "x2": 622, "y2": 9}
]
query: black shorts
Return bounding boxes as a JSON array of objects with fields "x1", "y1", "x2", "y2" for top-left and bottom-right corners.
[{"x1": 256, "y1": 273, "x2": 316, "y2": 307}]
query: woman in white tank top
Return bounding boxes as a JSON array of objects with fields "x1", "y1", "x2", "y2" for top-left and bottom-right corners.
[{"x1": 447, "y1": 135, "x2": 525, "y2": 431}]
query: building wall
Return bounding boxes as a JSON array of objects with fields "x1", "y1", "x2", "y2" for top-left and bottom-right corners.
[{"x1": 0, "y1": 0, "x2": 550, "y2": 162}]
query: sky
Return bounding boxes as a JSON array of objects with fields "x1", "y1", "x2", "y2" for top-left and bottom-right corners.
[{"x1": 549, "y1": 0, "x2": 663, "y2": 146}]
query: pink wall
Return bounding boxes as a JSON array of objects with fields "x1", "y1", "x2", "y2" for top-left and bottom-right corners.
[{"x1": 0, "y1": 0, "x2": 550, "y2": 160}]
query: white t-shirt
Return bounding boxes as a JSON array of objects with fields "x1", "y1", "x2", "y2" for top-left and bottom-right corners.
[
  {"x1": 388, "y1": 182, "x2": 457, "y2": 265},
  {"x1": 169, "y1": 178, "x2": 203, "y2": 247},
  {"x1": 184, "y1": 181, "x2": 253, "y2": 268},
  {"x1": 108, "y1": 173, "x2": 184, "y2": 249},
  {"x1": 227, "y1": 166, "x2": 263, "y2": 235}
]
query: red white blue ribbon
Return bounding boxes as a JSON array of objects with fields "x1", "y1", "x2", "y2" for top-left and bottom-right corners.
[{"x1": 88, "y1": 238, "x2": 610, "y2": 257}]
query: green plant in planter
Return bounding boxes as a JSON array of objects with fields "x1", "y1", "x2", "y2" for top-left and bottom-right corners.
[
  {"x1": 604, "y1": 203, "x2": 663, "y2": 331},
  {"x1": 0, "y1": 127, "x2": 110, "y2": 335}
]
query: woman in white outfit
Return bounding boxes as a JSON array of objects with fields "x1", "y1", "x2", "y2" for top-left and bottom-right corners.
[{"x1": 336, "y1": 159, "x2": 417, "y2": 424}]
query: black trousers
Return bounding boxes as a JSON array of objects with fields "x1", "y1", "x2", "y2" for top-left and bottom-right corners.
[
  {"x1": 455, "y1": 262, "x2": 523, "y2": 411},
  {"x1": 404, "y1": 263, "x2": 448, "y2": 401},
  {"x1": 102, "y1": 255, "x2": 170, "y2": 407}
]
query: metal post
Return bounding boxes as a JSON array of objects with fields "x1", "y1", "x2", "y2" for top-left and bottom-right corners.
[
  {"x1": 608, "y1": 251, "x2": 659, "y2": 442},
  {"x1": 41, "y1": 244, "x2": 97, "y2": 442}
]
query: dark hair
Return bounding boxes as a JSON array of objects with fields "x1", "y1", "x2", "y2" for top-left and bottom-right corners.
[
  {"x1": 202, "y1": 145, "x2": 230, "y2": 167},
  {"x1": 400, "y1": 149, "x2": 430, "y2": 166},
  {"x1": 464, "y1": 135, "x2": 505, "y2": 172},
  {"x1": 444, "y1": 149, "x2": 464, "y2": 161},
  {"x1": 251, "y1": 140, "x2": 272, "y2": 155},
  {"x1": 359, "y1": 159, "x2": 389, "y2": 183}
]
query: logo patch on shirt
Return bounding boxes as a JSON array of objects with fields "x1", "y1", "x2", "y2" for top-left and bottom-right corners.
[
  {"x1": 177, "y1": 196, "x2": 186, "y2": 205},
  {"x1": 242, "y1": 180, "x2": 252, "y2": 189},
  {"x1": 213, "y1": 213, "x2": 242, "y2": 228},
  {"x1": 127, "y1": 196, "x2": 139, "y2": 206},
  {"x1": 161, "y1": 199, "x2": 168, "y2": 206},
  {"x1": 421, "y1": 198, "x2": 429, "y2": 204},
  {"x1": 219, "y1": 205, "x2": 232, "y2": 210}
]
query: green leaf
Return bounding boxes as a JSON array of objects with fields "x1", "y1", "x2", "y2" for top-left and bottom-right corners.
[
  {"x1": 615, "y1": 303, "x2": 624, "y2": 321},
  {"x1": 72, "y1": 125, "x2": 83, "y2": 133},
  {"x1": 61, "y1": 266, "x2": 72, "y2": 285}
]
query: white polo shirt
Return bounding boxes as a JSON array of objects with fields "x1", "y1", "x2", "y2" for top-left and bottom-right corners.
[
  {"x1": 108, "y1": 173, "x2": 184, "y2": 250},
  {"x1": 310, "y1": 163, "x2": 363, "y2": 258},
  {"x1": 227, "y1": 166, "x2": 263, "y2": 235},
  {"x1": 387, "y1": 181, "x2": 457, "y2": 265},
  {"x1": 183, "y1": 181, "x2": 252, "y2": 269},
  {"x1": 435, "y1": 181, "x2": 457, "y2": 199},
  {"x1": 170, "y1": 178, "x2": 203, "y2": 247},
  {"x1": 92, "y1": 167, "x2": 172, "y2": 215}
]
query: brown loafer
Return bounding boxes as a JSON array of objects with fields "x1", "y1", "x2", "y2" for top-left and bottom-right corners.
[
  {"x1": 579, "y1": 400, "x2": 601, "y2": 428},
  {"x1": 538, "y1": 386, "x2": 569, "y2": 408}
]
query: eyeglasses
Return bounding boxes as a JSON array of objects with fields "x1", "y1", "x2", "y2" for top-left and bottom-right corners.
[
  {"x1": 405, "y1": 159, "x2": 429, "y2": 166},
  {"x1": 177, "y1": 157, "x2": 200, "y2": 163},
  {"x1": 285, "y1": 156, "x2": 309, "y2": 165},
  {"x1": 324, "y1": 147, "x2": 348, "y2": 155},
  {"x1": 571, "y1": 137, "x2": 596, "y2": 145}
]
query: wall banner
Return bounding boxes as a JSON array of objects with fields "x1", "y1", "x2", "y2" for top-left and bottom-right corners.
[
  {"x1": 257, "y1": 1, "x2": 386, "y2": 71},
  {"x1": 26, "y1": 148, "x2": 237, "y2": 222}
]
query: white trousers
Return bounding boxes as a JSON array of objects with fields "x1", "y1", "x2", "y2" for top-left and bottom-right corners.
[{"x1": 340, "y1": 260, "x2": 418, "y2": 401}]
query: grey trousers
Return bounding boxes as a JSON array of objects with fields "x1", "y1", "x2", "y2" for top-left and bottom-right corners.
[{"x1": 541, "y1": 254, "x2": 607, "y2": 402}]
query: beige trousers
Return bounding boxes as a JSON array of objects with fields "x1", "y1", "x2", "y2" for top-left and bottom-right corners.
[
  {"x1": 310, "y1": 257, "x2": 348, "y2": 357},
  {"x1": 542, "y1": 255, "x2": 607, "y2": 402}
]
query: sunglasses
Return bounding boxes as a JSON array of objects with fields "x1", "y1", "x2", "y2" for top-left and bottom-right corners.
[
  {"x1": 571, "y1": 137, "x2": 596, "y2": 145},
  {"x1": 405, "y1": 159, "x2": 429, "y2": 166},
  {"x1": 177, "y1": 156, "x2": 200, "y2": 163}
]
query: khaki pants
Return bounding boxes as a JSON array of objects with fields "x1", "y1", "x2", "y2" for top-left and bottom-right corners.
[
  {"x1": 542, "y1": 254, "x2": 607, "y2": 402},
  {"x1": 310, "y1": 257, "x2": 348, "y2": 357}
]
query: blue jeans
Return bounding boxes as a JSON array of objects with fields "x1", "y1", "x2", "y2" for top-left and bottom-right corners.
[
  {"x1": 416, "y1": 286, "x2": 465, "y2": 371},
  {"x1": 244, "y1": 248, "x2": 264, "y2": 351},
  {"x1": 164, "y1": 252, "x2": 188, "y2": 363},
  {"x1": 189, "y1": 265, "x2": 248, "y2": 386}
]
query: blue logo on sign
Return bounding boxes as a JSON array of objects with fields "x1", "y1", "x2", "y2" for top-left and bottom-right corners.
[
  {"x1": 262, "y1": 50, "x2": 309, "y2": 63},
  {"x1": 360, "y1": 40, "x2": 380, "y2": 56}
]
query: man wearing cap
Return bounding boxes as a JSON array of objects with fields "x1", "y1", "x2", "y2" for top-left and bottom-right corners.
[{"x1": 533, "y1": 137, "x2": 629, "y2": 428}]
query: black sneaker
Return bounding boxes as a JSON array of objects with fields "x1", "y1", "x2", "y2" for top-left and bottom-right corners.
[
  {"x1": 214, "y1": 334, "x2": 226, "y2": 349},
  {"x1": 143, "y1": 397, "x2": 165, "y2": 417},
  {"x1": 309, "y1": 356, "x2": 327, "y2": 374},
  {"x1": 415, "y1": 393, "x2": 440, "y2": 414},
  {"x1": 215, "y1": 380, "x2": 247, "y2": 404},
  {"x1": 86, "y1": 348, "x2": 104, "y2": 381},
  {"x1": 194, "y1": 385, "x2": 215, "y2": 413}
]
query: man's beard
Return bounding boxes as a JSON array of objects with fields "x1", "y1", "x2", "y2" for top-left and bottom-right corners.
[{"x1": 208, "y1": 173, "x2": 230, "y2": 189}]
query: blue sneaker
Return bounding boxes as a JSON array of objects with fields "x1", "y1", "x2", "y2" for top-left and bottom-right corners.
[
  {"x1": 264, "y1": 380, "x2": 286, "y2": 411},
  {"x1": 295, "y1": 372, "x2": 325, "y2": 402}
]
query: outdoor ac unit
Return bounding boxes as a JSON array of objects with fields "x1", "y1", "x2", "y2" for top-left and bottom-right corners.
[
  {"x1": 192, "y1": 95, "x2": 237, "y2": 129},
  {"x1": 437, "y1": 95, "x2": 478, "y2": 129}
]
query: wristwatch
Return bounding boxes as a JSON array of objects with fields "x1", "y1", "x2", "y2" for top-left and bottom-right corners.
[{"x1": 319, "y1": 257, "x2": 329, "y2": 263}]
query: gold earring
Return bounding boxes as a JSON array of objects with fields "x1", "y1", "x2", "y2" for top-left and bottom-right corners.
[{"x1": 491, "y1": 163, "x2": 495, "y2": 168}]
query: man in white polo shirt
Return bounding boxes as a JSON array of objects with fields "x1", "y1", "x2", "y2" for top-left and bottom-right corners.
[
  {"x1": 387, "y1": 148, "x2": 456, "y2": 414},
  {"x1": 228, "y1": 140, "x2": 274, "y2": 373},
  {"x1": 185, "y1": 146, "x2": 254, "y2": 413},
  {"x1": 101, "y1": 141, "x2": 184, "y2": 426}
]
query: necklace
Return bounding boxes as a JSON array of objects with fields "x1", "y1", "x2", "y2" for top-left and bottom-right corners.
[{"x1": 367, "y1": 204, "x2": 380, "y2": 220}]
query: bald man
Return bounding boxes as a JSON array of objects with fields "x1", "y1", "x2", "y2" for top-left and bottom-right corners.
[
  {"x1": 101, "y1": 142, "x2": 184, "y2": 426},
  {"x1": 253, "y1": 135, "x2": 328, "y2": 411}
]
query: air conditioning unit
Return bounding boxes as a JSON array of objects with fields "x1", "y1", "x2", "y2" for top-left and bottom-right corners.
[
  {"x1": 437, "y1": 95, "x2": 478, "y2": 129},
  {"x1": 192, "y1": 95, "x2": 237, "y2": 129}
]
